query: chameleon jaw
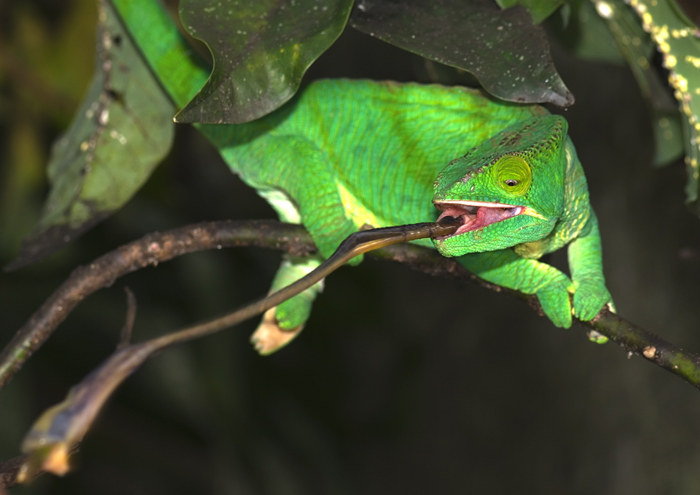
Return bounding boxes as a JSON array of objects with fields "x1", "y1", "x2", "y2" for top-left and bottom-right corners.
[{"x1": 433, "y1": 200, "x2": 524, "y2": 239}]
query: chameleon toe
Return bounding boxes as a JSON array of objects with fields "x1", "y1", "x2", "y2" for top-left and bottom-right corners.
[{"x1": 250, "y1": 307, "x2": 305, "y2": 355}]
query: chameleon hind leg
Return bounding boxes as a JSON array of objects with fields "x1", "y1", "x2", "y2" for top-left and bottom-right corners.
[
  {"x1": 251, "y1": 254, "x2": 324, "y2": 354},
  {"x1": 250, "y1": 217, "x2": 357, "y2": 354},
  {"x1": 246, "y1": 137, "x2": 360, "y2": 354}
]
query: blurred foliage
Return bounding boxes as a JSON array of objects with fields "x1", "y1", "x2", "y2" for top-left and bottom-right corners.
[
  {"x1": 625, "y1": 0, "x2": 700, "y2": 213},
  {"x1": 0, "y1": 0, "x2": 96, "y2": 260},
  {"x1": 582, "y1": 0, "x2": 685, "y2": 167},
  {"x1": 2, "y1": 0, "x2": 700, "y2": 494},
  {"x1": 7, "y1": 0, "x2": 175, "y2": 270}
]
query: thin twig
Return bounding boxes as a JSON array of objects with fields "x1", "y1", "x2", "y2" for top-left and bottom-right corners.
[
  {"x1": 117, "y1": 288, "x2": 137, "y2": 350},
  {"x1": 0, "y1": 220, "x2": 315, "y2": 391},
  {"x1": 7, "y1": 222, "x2": 460, "y2": 487}
]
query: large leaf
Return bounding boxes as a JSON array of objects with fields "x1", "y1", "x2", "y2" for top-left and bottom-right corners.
[
  {"x1": 175, "y1": 0, "x2": 354, "y2": 124},
  {"x1": 349, "y1": 0, "x2": 574, "y2": 107},
  {"x1": 495, "y1": 0, "x2": 565, "y2": 24},
  {"x1": 7, "y1": 0, "x2": 175, "y2": 270}
]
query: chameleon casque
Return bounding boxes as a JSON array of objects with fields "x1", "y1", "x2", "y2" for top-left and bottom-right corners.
[
  {"x1": 112, "y1": 0, "x2": 612, "y2": 352},
  {"x1": 202, "y1": 79, "x2": 612, "y2": 350}
]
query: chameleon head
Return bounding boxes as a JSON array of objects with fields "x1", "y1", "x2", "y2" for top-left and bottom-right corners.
[{"x1": 432, "y1": 115, "x2": 568, "y2": 257}]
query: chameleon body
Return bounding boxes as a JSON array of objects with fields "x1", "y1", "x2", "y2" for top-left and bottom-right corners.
[
  {"x1": 203, "y1": 79, "x2": 611, "y2": 338},
  {"x1": 113, "y1": 0, "x2": 612, "y2": 350}
]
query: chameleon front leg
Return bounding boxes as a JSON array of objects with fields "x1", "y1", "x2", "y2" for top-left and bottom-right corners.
[
  {"x1": 567, "y1": 212, "x2": 612, "y2": 321},
  {"x1": 458, "y1": 250, "x2": 576, "y2": 328}
]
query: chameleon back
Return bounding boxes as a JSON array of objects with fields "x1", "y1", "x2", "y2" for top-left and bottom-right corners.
[{"x1": 208, "y1": 79, "x2": 549, "y2": 232}]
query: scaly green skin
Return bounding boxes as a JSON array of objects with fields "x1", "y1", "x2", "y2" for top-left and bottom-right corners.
[{"x1": 111, "y1": 0, "x2": 612, "y2": 335}]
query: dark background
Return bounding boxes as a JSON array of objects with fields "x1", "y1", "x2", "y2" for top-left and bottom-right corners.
[{"x1": 2, "y1": 0, "x2": 700, "y2": 493}]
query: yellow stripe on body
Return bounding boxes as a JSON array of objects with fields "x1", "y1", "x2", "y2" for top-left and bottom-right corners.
[{"x1": 335, "y1": 180, "x2": 384, "y2": 229}]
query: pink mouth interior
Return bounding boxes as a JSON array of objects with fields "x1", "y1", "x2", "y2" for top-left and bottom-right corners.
[{"x1": 435, "y1": 203, "x2": 523, "y2": 238}]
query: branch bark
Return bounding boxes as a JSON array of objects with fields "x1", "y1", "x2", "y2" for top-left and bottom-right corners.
[
  {"x1": 1, "y1": 219, "x2": 699, "y2": 396},
  {"x1": 0, "y1": 220, "x2": 316, "y2": 391}
]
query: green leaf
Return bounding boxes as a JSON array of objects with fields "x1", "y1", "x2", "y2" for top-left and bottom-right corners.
[
  {"x1": 495, "y1": 0, "x2": 565, "y2": 24},
  {"x1": 175, "y1": 0, "x2": 354, "y2": 124},
  {"x1": 349, "y1": 0, "x2": 574, "y2": 107},
  {"x1": 7, "y1": 0, "x2": 175, "y2": 270}
]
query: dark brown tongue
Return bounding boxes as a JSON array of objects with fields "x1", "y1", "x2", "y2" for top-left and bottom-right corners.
[{"x1": 437, "y1": 215, "x2": 464, "y2": 227}]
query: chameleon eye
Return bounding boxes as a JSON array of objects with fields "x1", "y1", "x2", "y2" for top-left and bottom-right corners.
[{"x1": 494, "y1": 155, "x2": 531, "y2": 196}]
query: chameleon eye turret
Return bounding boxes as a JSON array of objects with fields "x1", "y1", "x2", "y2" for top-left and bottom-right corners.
[{"x1": 495, "y1": 155, "x2": 531, "y2": 196}]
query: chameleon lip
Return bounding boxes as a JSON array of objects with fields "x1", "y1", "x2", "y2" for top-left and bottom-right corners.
[{"x1": 433, "y1": 200, "x2": 523, "y2": 239}]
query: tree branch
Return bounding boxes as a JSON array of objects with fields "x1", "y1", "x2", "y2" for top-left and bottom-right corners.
[
  {"x1": 1, "y1": 219, "x2": 699, "y2": 397},
  {"x1": 0, "y1": 220, "x2": 316, "y2": 391},
  {"x1": 370, "y1": 243, "x2": 700, "y2": 387}
]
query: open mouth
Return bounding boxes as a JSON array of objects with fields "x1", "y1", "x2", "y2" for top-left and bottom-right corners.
[{"x1": 434, "y1": 200, "x2": 523, "y2": 239}]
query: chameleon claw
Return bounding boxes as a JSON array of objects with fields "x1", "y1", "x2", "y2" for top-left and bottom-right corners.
[
  {"x1": 250, "y1": 307, "x2": 304, "y2": 355},
  {"x1": 586, "y1": 330, "x2": 609, "y2": 344}
]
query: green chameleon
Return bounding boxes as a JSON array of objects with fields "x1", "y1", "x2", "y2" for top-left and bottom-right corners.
[{"x1": 114, "y1": 1, "x2": 612, "y2": 351}]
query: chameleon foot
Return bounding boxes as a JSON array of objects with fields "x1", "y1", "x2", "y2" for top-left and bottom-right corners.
[{"x1": 250, "y1": 307, "x2": 304, "y2": 355}]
